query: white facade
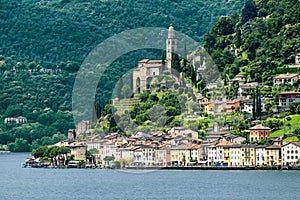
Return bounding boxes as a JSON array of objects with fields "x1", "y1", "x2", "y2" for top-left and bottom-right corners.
[
  {"x1": 256, "y1": 145, "x2": 267, "y2": 166},
  {"x1": 141, "y1": 147, "x2": 156, "y2": 166},
  {"x1": 86, "y1": 140, "x2": 105, "y2": 163},
  {"x1": 103, "y1": 143, "x2": 120, "y2": 161},
  {"x1": 155, "y1": 149, "x2": 167, "y2": 165},
  {"x1": 207, "y1": 145, "x2": 217, "y2": 166},
  {"x1": 240, "y1": 100, "x2": 253, "y2": 114},
  {"x1": 120, "y1": 149, "x2": 134, "y2": 161},
  {"x1": 216, "y1": 146, "x2": 224, "y2": 164},
  {"x1": 190, "y1": 149, "x2": 200, "y2": 161},
  {"x1": 281, "y1": 142, "x2": 300, "y2": 166},
  {"x1": 133, "y1": 149, "x2": 143, "y2": 163}
]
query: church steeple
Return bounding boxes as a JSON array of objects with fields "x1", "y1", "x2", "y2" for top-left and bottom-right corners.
[{"x1": 166, "y1": 25, "x2": 177, "y2": 69}]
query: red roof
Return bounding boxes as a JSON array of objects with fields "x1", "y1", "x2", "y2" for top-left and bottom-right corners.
[
  {"x1": 249, "y1": 124, "x2": 270, "y2": 130},
  {"x1": 279, "y1": 92, "x2": 300, "y2": 95}
]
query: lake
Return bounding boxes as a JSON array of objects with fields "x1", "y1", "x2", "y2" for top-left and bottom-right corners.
[{"x1": 1, "y1": 153, "x2": 300, "y2": 200}]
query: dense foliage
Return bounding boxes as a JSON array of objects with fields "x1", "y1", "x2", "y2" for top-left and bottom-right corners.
[
  {"x1": 0, "y1": 0, "x2": 246, "y2": 151},
  {"x1": 204, "y1": 0, "x2": 300, "y2": 87}
]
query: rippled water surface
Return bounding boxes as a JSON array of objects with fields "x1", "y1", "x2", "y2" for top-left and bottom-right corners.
[{"x1": 1, "y1": 153, "x2": 300, "y2": 200}]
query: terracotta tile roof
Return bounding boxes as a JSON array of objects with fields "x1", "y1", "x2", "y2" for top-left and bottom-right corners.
[
  {"x1": 249, "y1": 124, "x2": 270, "y2": 130},
  {"x1": 274, "y1": 73, "x2": 299, "y2": 79},
  {"x1": 279, "y1": 92, "x2": 300, "y2": 95}
]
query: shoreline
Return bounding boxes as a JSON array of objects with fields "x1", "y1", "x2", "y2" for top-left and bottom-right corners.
[{"x1": 123, "y1": 166, "x2": 300, "y2": 170}]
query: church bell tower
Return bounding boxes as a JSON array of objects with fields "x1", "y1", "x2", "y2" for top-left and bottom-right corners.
[{"x1": 166, "y1": 25, "x2": 177, "y2": 69}]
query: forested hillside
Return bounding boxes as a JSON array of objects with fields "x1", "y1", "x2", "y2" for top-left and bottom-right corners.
[
  {"x1": 0, "y1": 0, "x2": 246, "y2": 151},
  {"x1": 204, "y1": 0, "x2": 300, "y2": 87}
]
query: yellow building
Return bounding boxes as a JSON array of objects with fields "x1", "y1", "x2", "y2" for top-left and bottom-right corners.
[
  {"x1": 240, "y1": 144, "x2": 256, "y2": 166},
  {"x1": 229, "y1": 144, "x2": 242, "y2": 166},
  {"x1": 216, "y1": 141, "x2": 234, "y2": 166},
  {"x1": 266, "y1": 145, "x2": 281, "y2": 166},
  {"x1": 170, "y1": 145, "x2": 191, "y2": 166},
  {"x1": 199, "y1": 102, "x2": 213, "y2": 114},
  {"x1": 55, "y1": 141, "x2": 87, "y2": 161}
]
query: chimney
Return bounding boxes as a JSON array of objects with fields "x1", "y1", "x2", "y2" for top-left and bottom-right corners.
[{"x1": 68, "y1": 129, "x2": 76, "y2": 141}]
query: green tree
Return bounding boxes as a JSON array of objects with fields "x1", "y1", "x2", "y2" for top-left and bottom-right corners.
[
  {"x1": 8, "y1": 138, "x2": 30, "y2": 152},
  {"x1": 32, "y1": 146, "x2": 49, "y2": 158},
  {"x1": 242, "y1": 0, "x2": 257, "y2": 24},
  {"x1": 171, "y1": 53, "x2": 181, "y2": 72}
]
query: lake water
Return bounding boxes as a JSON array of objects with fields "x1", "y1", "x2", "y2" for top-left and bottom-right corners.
[{"x1": 1, "y1": 153, "x2": 300, "y2": 200}]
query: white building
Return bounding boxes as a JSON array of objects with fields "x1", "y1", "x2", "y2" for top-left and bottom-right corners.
[
  {"x1": 86, "y1": 139, "x2": 106, "y2": 163},
  {"x1": 240, "y1": 99, "x2": 253, "y2": 114},
  {"x1": 4, "y1": 116, "x2": 27, "y2": 124},
  {"x1": 255, "y1": 145, "x2": 267, "y2": 166},
  {"x1": 141, "y1": 146, "x2": 156, "y2": 166},
  {"x1": 281, "y1": 142, "x2": 300, "y2": 166},
  {"x1": 119, "y1": 147, "x2": 134, "y2": 161},
  {"x1": 207, "y1": 144, "x2": 217, "y2": 166},
  {"x1": 273, "y1": 73, "x2": 299, "y2": 86},
  {"x1": 102, "y1": 141, "x2": 120, "y2": 162},
  {"x1": 133, "y1": 148, "x2": 143, "y2": 164}
]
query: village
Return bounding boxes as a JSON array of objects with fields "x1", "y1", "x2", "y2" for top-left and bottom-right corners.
[{"x1": 24, "y1": 26, "x2": 300, "y2": 170}]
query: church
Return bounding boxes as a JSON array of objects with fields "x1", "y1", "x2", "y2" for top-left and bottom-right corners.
[{"x1": 132, "y1": 25, "x2": 177, "y2": 93}]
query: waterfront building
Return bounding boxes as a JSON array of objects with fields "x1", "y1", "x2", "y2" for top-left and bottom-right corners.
[
  {"x1": 229, "y1": 144, "x2": 242, "y2": 166},
  {"x1": 266, "y1": 145, "x2": 281, "y2": 166},
  {"x1": 140, "y1": 145, "x2": 156, "y2": 166},
  {"x1": 255, "y1": 145, "x2": 267, "y2": 166},
  {"x1": 55, "y1": 141, "x2": 87, "y2": 161},
  {"x1": 207, "y1": 144, "x2": 217, "y2": 166},
  {"x1": 103, "y1": 141, "x2": 120, "y2": 162},
  {"x1": 155, "y1": 148, "x2": 169, "y2": 166},
  {"x1": 133, "y1": 148, "x2": 143, "y2": 164},
  {"x1": 119, "y1": 147, "x2": 135, "y2": 162},
  {"x1": 281, "y1": 142, "x2": 300, "y2": 166},
  {"x1": 170, "y1": 144, "x2": 191, "y2": 166},
  {"x1": 86, "y1": 138, "x2": 106, "y2": 163},
  {"x1": 240, "y1": 144, "x2": 256, "y2": 166}
]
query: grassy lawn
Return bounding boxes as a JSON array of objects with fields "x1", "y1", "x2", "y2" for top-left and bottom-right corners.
[
  {"x1": 270, "y1": 115, "x2": 300, "y2": 139},
  {"x1": 285, "y1": 136, "x2": 299, "y2": 142}
]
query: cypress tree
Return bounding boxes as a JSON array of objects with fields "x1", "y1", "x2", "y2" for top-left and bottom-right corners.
[
  {"x1": 252, "y1": 89, "x2": 256, "y2": 119},
  {"x1": 117, "y1": 76, "x2": 123, "y2": 99},
  {"x1": 257, "y1": 87, "x2": 261, "y2": 119},
  {"x1": 171, "y1": 53, "x2": 181, "y2": 72},
  {"x1": 161, "y1": 51, "x2": 166, "y2": 65}
]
